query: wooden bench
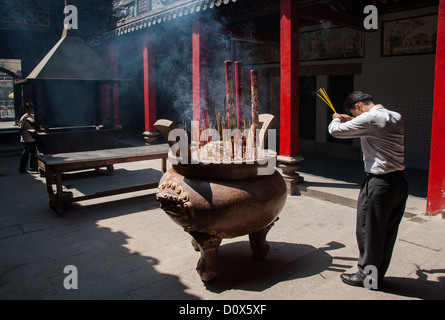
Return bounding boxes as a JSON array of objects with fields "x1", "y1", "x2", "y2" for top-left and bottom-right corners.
[{"x1": 37, "y1": 144, "x2": 169, "y2": 216}]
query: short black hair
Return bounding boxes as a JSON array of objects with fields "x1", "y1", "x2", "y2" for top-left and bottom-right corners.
[
  {"x1": 25, "y1": 102, "x2": 34, "y2": 110},
  {"x1": 343, "y1": 91, "x2": 374, "y2": 116}
]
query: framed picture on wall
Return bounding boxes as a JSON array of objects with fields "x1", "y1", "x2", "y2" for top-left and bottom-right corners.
[
  {"x1": 382, "y1": 14, "x2": 438, "y2": 57},
  {"x1": 300, "y1": 27, "x2": 364, "y2": 61}
]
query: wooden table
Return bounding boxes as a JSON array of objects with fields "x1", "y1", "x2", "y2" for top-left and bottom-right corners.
[{"x1": 38, "y1": 144, "x2": 169, "y2": 216}]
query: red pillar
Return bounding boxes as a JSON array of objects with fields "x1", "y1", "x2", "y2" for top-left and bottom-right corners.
[
  {"x1": 143, "y1": 35, "x2": 157, "y2": 134},
  {"x1": 278, "y1": 0, "x2": 304, "y2": 195},
  {"x1": 280, "y1": 0, "x2": 300, "y2": 157},
  {"x1": 192, "y1": 17, "x2": 209, "y2": 141},
  {"x1": 427, "y1": 0, "x2": 445, "y2": 216}
]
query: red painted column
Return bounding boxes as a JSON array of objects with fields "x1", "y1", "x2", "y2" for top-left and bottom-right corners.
[
  {"x1": 280, "y1": 0, "x2": 300, "y2": 157},
  {"x1": 143, "y1": 35, "x2": 157, "y2": 134},
  {"x1": 192, "y1": 17, "x2": 209, "y2": 142},
  {"x1": 427, "y1": 0, "x2": 445, "y2": 216},
  {"x1": 278, "y1": 0, "x2": 304, "y2": 195}
]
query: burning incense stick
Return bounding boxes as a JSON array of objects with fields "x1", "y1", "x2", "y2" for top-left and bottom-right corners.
[
  {"x1": 225, "y1": 61, "x2": 236, "y2": 130},
  {"x1": 317, "y1": 88, "x2": 336, "y2": 113},
  {"x1": 225, "y1": 61, "x2": 237, "y2": 160},
  {"x1": 235, "y1": 61, "x2": 245, "y2": 131},
  {"x1": 250, "y1": 70, "x2": 259, "y2": 155}
]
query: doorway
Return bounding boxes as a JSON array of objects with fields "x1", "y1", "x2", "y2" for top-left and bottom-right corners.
[{"x1": 299, "y1": 76, "x2": 316, "y2": 141}]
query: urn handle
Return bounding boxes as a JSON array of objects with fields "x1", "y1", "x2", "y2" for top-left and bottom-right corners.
[{"x1": 154, "y1": 119, "x2": 191, "y2": 159}]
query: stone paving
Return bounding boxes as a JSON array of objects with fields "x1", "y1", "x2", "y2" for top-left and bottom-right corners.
[{"x1": 0, "y1": 151, "x2": 444, "y2": 300}]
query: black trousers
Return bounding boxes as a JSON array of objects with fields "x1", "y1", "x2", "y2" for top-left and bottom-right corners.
[
  {"x1": 20, "y1": 142, "x2": 38, "y2": 171},
  {"x1": 356, "y1": 171, "x2": 408, "y2": 280}
]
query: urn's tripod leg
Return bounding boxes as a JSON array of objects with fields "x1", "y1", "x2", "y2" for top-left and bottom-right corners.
[
  {"x1": 190, "y1": 233, "x2": 222, "y2": 282},
  {"x1": 249, "y1": 223, "x2": 274, "y2": 260}
]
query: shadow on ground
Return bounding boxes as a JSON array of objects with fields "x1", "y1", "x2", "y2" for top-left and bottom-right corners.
[
  {"x1": 0, "y1": 168, "x2": 199, "y2": 299},
  {"x1": 381, "y1": 269, "x2": 445, "y2": 300},
  {"x1": 204, "y1": 241, "x2": 356, "y2": 294}
]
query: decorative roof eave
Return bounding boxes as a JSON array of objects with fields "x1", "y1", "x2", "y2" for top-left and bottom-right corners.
[{"x1": 104, "y1": 0, "x2": 238, "y2": 40}]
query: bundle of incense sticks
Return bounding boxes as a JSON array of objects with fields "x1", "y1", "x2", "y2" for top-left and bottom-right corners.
[
  {"x1": 194, "y1": 61, "x2": 263, "y2": 162},
  {"x1": 317, "y1": 88, "x2": 336, "y2": 113}
]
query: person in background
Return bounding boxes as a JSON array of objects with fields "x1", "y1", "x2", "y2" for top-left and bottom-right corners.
[
  {"x1": 18, "y1": 102, "x2": 38, "y2": 174},
  {"x1": 328, "y1": 91, "x2": 409, "y2": 289}
]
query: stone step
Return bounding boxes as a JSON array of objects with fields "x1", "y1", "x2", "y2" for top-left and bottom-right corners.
[{"x1": 299, "y1": 173, "x2": 428, "y2": 221}]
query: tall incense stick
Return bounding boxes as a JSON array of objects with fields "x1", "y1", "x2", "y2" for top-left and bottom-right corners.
[
  {"x1": 251, "y1": 69, "x2": 259, "y2": 157},
  {"x1": 235, "y1": 61, "x2": 245, "y2": 131},
  {"x1": 225, "y1": 61, "x2": 236, "y2": 130}
]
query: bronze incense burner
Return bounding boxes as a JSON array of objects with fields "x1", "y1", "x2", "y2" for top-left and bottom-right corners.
[{"x1": 154, "y1": 114, "x2": 287, "y2": 281}]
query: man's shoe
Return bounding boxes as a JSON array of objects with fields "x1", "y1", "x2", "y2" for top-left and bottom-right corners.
[
  {"x1": 340, "y1": 272, "x2": 365, "y2": 287},
  {"x1": 19, "y1": 169, "x2": 27, "y2": 174}
]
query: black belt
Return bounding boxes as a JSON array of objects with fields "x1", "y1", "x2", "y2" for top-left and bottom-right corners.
[{"x1": 366, "y1": 170, "x2": 405, "y2": 179}]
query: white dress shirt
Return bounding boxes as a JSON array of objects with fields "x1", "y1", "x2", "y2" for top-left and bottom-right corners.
[{"x1": 328, "y1": 104, "x2": 405, "y2": 175}]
